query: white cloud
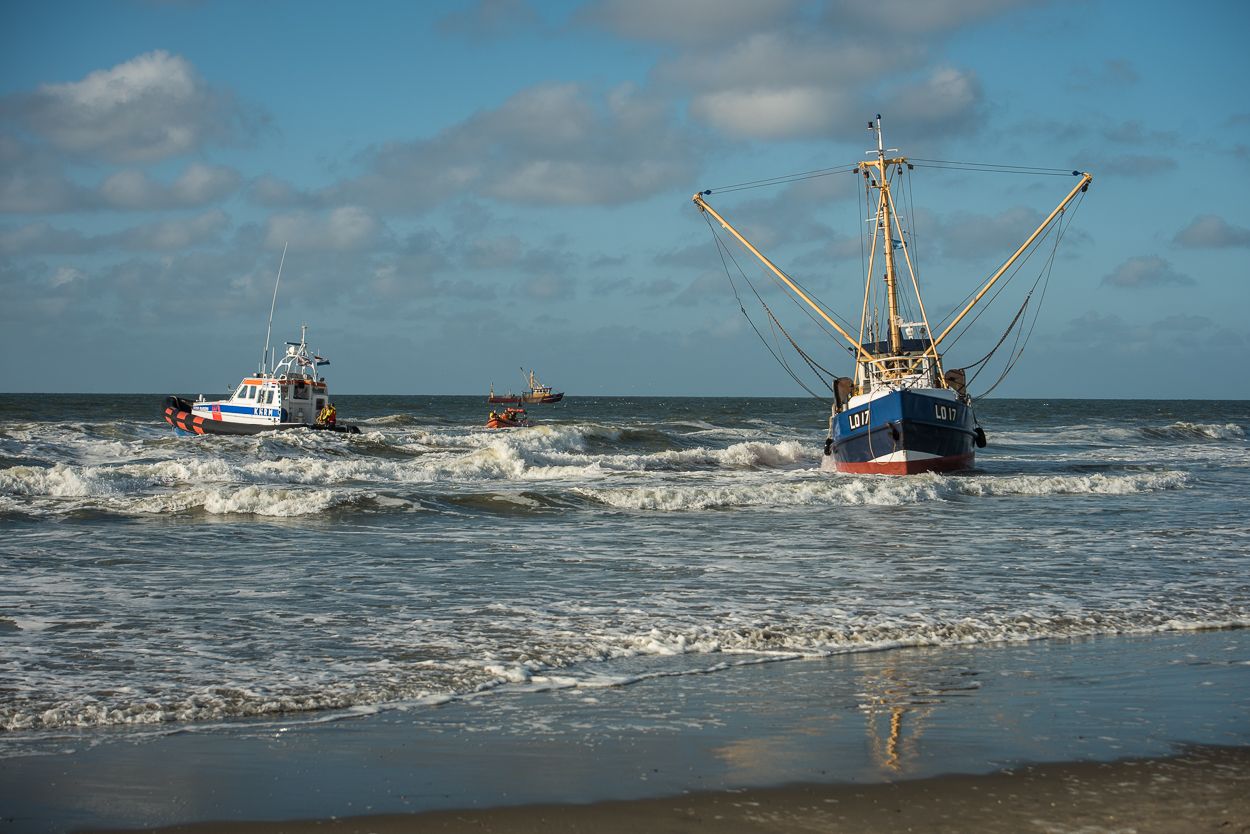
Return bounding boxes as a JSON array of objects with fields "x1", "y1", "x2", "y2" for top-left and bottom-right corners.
[
  {"x1": 0, "y1": 136, "x2": 95, "y2": 213},
  {"x1": 824, "y1": 0, "x2": 1039, "y2": 35},
  {"x1": 1, "y1": 210, "x2": 229, "y2": 255},
  {"x1": 265, "y1": 206, "x2": 382, "y2": 252},
  {"x1": 171, "y1": 163, "x2": 241, "y2": 204},
  {"x1": 692, "y1": 86, "x2": 851, "y2": 140},
  {"x1": 880, "y1": 67, "x2": 983, "y2": 137},
  {"x1": 1174, "y1": 214, "x2": 1250, "y2": 248},
  {"x1": 248, "y1": 175, "x2": 317, "y2": 208},
  {"x1": 936, "y1": 205, "x2": 1045, "y2": 261},
  {"x1": 330, "y1": 82, "x2": 697, "y2": 210},
  {"x1": 8, "y1": 51, "x2": 254, "y2": 162},
  {"x1": 118, "y1": 210, "x2": 230, "y2": 251},
  {"x1": 49, "y1": 265, "x2": 86, "y2": 288},
  {"x1": 662, "y1": 31, "x2": 911, "y2": 92},
  {"x1": 578, "y1": 0, "x2": 801, "y2": 44},
  {"x1": 521, "y1": 272, "x2": 576, "y2": 300},
  {"x1": 100, "y1": 163, "x2": 241, "y2": 210},
  {"x1": 657, "y1": 27, "x2": 978, "y2": 142},
  {"x1": 466, "y1": 235, "x2": 525, "y2": 270},
  {"x1": 437, "y1": 0, "x2": 539, "y2": 38},
  {"x1": 1101, "y1": 255, "x2": 1194, "y2": 289},
  {"x1": 0, "y1": 223, "x2": 91, "y2": 255}
]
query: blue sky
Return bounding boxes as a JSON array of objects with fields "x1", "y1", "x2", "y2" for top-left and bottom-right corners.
[{"x1": 2, "y1": 0, "x2": 1248, "y2": 398}]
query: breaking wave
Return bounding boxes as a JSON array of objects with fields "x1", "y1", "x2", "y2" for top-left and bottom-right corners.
[
  {"x1": 576, "y1": 470, "x2": 1190, "y2": 512},
  {"x1": 4, "y1": 605, "x2": 1244, "y2": 733},
  {"x1": 1142, "y1": 422, "x2": 1246, "y2": 441},
  {"x1": 0, "y1": 430, "x2": 817, "y2": 517}
]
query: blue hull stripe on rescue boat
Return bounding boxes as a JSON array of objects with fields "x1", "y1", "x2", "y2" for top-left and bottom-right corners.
[{"x1": 192, "y1": 404, "x2": 282, "y2": 419}]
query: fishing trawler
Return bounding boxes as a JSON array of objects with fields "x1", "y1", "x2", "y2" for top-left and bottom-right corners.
[
  {"x1": 694, "y1": 115, "x2": 1091, "y2": 474},
  {"x1": 163, "y1": 324, "x2": 359, "y2": 436},
  {"x1": 487, "y1": 369, "x2": 564, "y2": 404}
]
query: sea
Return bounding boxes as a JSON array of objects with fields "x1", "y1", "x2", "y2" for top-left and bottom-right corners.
[{"x1": 1, "y1": 394, "x2": 1248, "y2": 760}]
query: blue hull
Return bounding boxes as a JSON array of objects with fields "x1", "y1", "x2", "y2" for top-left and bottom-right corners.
[{"x1": 826, "y1": 389, "x2": 977, "y2": 474}]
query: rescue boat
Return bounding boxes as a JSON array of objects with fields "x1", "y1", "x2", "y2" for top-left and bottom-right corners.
[
  {"x1": 485, "y1": 407, "x2": 532, "y2": 429},
  {"x1": 163, "y1": 324, "x2": 359, "y2": 436}
]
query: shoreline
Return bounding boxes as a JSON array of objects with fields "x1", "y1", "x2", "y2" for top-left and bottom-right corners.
[
  {"x1": 3, "y1": 629, "x2": 1247, "y2": 833},
  {"x1": 86, "y1": 744, "x2": 1250, "y2": 833}
]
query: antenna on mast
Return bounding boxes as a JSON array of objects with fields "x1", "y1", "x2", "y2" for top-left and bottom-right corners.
[{"x1": 261, "y1": 242, "x2": 288, "y2": 375}]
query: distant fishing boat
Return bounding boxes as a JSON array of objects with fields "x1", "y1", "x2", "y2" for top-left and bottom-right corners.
[
  {"x1": 162, "y1": 246, "x2": 359, "y2": 436},
  {"x1": 694, "y1": 115, "x2": 1091, "y2": 474},
  {"x1": 487, "y1": 368, "x2": 564, "y2": 404}
]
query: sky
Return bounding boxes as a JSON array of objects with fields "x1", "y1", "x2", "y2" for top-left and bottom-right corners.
[{"x1": 1, "y1": 0, "x2": 1248, "y2": 398}]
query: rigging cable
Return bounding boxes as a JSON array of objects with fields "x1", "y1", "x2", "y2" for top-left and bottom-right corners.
[
  {"x1": 941, "y1": 218, "x2": 1055, "y2": 352},
  {"x1": 700, "y1": 164, "x2": 859, "y2": 195},
  {"x1": 703, "y1": 212, "x2": 835, "y2": 401},
  {"x1": 910, "y1": 158, "x2": 1076, "y2": 177},
  {"x1": 972, "y1": 191, "x2": 1085, "y2": 398},
  {"x1": 936, "y1": 186, "x2": 1080, "y2": 354},
  {"x1": 857, "y1": 165, "x2": 869, "y2": 342}
]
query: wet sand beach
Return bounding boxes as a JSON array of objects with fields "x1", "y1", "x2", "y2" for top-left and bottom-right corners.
[
  {"x1": 86, "y1": 745, "x2": 1250, "y2": 833},
  {"x1": 4, "y1": 629, "x2": 1247, "y2": 833}
]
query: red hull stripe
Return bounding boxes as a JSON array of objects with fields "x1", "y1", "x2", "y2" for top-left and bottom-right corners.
[{"x1": 837, "y1": 452, "x2": 974, "y2": 475}]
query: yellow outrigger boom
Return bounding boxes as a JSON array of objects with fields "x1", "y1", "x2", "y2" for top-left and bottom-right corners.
[
  {"x1": 692, "y1": 193, "x2": 878, "y2": 367},
  {"x1": 922, "y1": 171, "x2": 1092, "y2": 359}
]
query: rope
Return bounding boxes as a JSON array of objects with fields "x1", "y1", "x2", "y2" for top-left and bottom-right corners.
[
  {"x1": 704, "y1": 213, "x2": 834, "y2": 402},
  {"x1": 971, "y1": 192, "x2": 1086, "y2": 399},
  {"x1": 700, "y1": 165, "x2": 858, "y2": 195},
  {"x1": 910, "y1": 158, "x2": 1078, "y2": 177},
  {"x1": 964, "y1": 293, "x2": 1031, "y2": 380}
]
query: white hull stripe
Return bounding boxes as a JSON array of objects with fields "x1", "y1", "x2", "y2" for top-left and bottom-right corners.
[{"x1": 865, "y1": 450, "x2": 942, "y2": 463}]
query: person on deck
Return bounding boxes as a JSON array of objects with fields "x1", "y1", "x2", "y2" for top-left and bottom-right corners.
[{"x1": 318, "y1": 402, "x2": 337, "y2": 427}]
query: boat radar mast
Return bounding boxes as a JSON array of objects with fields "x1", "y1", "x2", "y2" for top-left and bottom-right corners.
[
  {"x1": 260, "y1": 241, "x2": 288, "y2": 376},
  {"x1": 864, "y1": 113, "x2": 912, "y2": 362}
]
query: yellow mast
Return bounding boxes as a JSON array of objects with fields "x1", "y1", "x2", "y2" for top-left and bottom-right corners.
[{"x1": 864, "y1": 115, "x2": 904, "y2": 355}]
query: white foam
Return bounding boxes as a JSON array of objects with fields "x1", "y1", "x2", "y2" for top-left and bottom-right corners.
[
  {"x1": 5, "y1": 602, "x2": 1245, "y2": 735},
  {"x1": 1155, "y1": 421, "x2": 1245, "y2": 440},
  {"x1": 953, "y1": 470, "x2": 1189, "y2": 497},
  {"x1": 131, "y1": 485, "x2": 344, "y2": 516},
  {"x1": 574, "y1": 470, "x2": 1190, "y2": 512},
  {"x1": 0, "y1": 464, "x2": 103, "y2": 498}
]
